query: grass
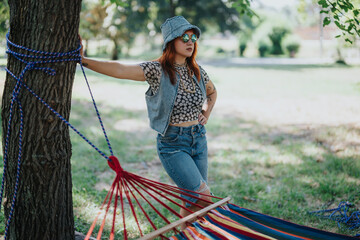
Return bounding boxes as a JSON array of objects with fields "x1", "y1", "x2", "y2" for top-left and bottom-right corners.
[{"x1": 0, "y1": 62, "x2": 360, "y2": 238}]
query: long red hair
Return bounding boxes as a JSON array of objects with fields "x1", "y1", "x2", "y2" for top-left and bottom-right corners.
[{"x1": 157, "y1": 40, "x2": 201, "y2": 85}]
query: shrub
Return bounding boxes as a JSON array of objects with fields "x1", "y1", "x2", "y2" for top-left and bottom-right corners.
[
  {"x1": 258, "y1": 41, "x2": 270, "y2": 57},
  {"x1": 216, "y1": 47, "x2": 225, "y2": 54},
  {"x1": 285, "y1": 43, "x2": 300, "y2": 58},
  {"x1": 268, "y1": 27, "x2": 289, "y2": 55},
  {"x1": 239, "y1": 42, "x2": 247, "y2": 57}
]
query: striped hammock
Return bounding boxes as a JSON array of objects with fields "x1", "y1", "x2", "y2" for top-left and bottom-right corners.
[{"x1": 168, "y1": 203, "x2": 358, "y2": 240}]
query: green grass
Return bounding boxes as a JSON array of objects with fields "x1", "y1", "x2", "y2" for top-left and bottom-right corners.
[{"x1": 0, "y1": 63, "x2": 360, "y2": 238}]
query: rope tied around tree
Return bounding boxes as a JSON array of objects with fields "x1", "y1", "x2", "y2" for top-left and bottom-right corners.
[{"x1": 2, "y1": 32, "x2": 116, "y2": 239}]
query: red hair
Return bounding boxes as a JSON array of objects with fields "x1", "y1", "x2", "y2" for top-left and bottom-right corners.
[{"x1": 157, "y1": 40, "x2": 201, "y2": 85}]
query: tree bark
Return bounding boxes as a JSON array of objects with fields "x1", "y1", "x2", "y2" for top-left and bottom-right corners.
[{"x1": 2, "y1": 1, "x2": 82, "y2": 239}]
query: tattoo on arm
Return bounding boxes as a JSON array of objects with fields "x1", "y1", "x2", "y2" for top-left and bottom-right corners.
[{"x1": 82, "y1": 63, "x2": 88, "y2": 67}]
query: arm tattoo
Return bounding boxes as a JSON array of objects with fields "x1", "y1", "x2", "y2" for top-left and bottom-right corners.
[{"x1": 82, "y1": 62, "x2": 89, "y2": 67}]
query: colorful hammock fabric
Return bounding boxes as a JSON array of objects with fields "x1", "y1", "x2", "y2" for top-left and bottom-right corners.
[{"x1": 169, "y1": 203, "x2": 358, "y2": 240}]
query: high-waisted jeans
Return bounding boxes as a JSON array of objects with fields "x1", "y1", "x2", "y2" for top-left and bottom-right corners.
[{"x1": 156, "y1": 124, "x2": 208, "y2": 207}]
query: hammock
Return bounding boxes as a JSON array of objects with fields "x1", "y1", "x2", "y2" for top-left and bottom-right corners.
[
  {"x1": 3, "y1": 33, "x2": 359, "y2": 240},
  {"x1": 164, "y1": 203, "x2": 359, "y2": 240}
]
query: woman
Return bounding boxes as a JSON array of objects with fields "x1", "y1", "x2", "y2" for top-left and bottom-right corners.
[{"x1": 80, "y1": 16, "x2": 217, "y2": 221}]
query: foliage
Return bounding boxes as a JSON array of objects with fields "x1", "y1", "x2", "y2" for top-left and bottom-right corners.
[
  {"x1": 79, "y1": 0, "x2": 151, "y2": 59},
  {"x1": 79, "y1": 0, "x2": 256, "y2": 58},
  {"x1": 317, "y1": 0, "x2": 360, "y2": 44},
  {"x1": 268, "y1": 27, "x2": 290, "y2": 55},
  {"x1": 109, "y1": 0, "x2": 255, "y2": 34},
  {"x1": 79, "y1": 1, "x2": 109, "y2": 41},
  {"x1": 103, "y1": 0, "x2": 151, "y2": 59},
  {"x1": 238, "y1": 13, "x2": 262, "y2": 57}
]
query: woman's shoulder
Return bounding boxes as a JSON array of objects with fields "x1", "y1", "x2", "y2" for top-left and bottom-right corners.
[
  {"x1": 140, "y1": 61, "x2": 162, "y2": 74},
  {"x1": 140, "y1": 60, "x2": 161, "y2": 68}
]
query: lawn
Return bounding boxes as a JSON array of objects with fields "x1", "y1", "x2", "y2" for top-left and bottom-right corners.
[{"x1": 1, "y1": 62, "x2": 360, "y2": 238}]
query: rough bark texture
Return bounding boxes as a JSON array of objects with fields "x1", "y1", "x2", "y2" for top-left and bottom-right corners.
[{"x1": 2, "y1": 1, "x2": 82, "y2": 239}]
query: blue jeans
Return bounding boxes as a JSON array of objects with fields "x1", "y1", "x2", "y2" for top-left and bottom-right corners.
[{"x1": 156, "y1": 124, "x2": 208, "y2": 207}]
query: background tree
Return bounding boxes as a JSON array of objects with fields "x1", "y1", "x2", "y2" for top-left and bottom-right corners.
[
  {"x1": 79, "y1": 1, "x2": 109, "y2": 57},
  {"x1": 150, "y1": 0, "x2": 249, "y2": 34},
  {"x1": 103, "y1": 0, "x2": 151, "y2": 60},
  {"x1": 108, "y1": 0, "x2": 255, "y2": 42},
  {"x1": 238, "y1": 14, "x2": 261, "y2": 56},
  {"x1": 268, "y1": 27, "x2": 290, "y2": 55},
  {"x1": 2, "y1": 0, "x2": 81, "y2": 239}
]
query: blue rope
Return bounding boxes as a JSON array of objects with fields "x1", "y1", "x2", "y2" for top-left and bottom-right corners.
[
  {"x1": 1, "y1": 32, "x2": 114, "y2": 238},
  {"x1": 309, "y1": 201, "x2": 360, "y2": 231}
]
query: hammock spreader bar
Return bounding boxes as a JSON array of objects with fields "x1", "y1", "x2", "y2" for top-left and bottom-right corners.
[{"x1": 138, "y1": 197, "x2": 232, "y2": 240}]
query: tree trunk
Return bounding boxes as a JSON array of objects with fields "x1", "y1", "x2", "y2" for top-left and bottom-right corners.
[
  {"x1": 169, "y1": 0, "x2": 176, "y2": 17},
  {"x1": 2, "y1": 1, "x2": 81, "y2": 239},
  {"x1": 111, "y1": 38, "x2": 119, "y2": 60}
]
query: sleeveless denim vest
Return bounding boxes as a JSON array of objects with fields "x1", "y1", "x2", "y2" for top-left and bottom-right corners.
[{"x1": 145, "y1": 68, "x2": 206, "y2": 135}]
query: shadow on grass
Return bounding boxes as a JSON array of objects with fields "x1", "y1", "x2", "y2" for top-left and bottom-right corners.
[
  {"x1": 206, "y1": 113, "x2": 359, "y2": 236},
  {"x1": 0, "y1": 94, "x2": 358, "y2": 238}
]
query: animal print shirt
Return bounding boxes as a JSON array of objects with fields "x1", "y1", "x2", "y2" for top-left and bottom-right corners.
[{"x1": 139, "y1": 61, "x2": 210, "y2": 125}]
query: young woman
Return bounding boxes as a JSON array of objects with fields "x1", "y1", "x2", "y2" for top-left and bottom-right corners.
[{"x1": 80, "y1": 16, "x2": 217, "y2": 220}]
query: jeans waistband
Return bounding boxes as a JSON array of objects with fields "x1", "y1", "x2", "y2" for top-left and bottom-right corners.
[{"x1": 166, "y1": 124, "x2": 203, "y2": 135}]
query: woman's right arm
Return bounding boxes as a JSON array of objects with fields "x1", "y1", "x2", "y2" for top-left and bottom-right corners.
[
  {"x1": 79, "y1": 36, "x2": 145, "y2": 82},
  {"x1": 82, "y1": 57, "x2": 145, "y2": 82}
]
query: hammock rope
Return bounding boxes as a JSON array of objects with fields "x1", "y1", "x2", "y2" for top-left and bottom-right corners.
[
  {"x1": 310, "y1": 201, "x2": 360, "y2": 230},
  {"x1": 3, "y1": 32, "x2": 223, "y2": 240}
]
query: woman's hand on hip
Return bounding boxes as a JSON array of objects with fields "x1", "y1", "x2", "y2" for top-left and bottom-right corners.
[{"x1": 198, "y1": 112, "x2": 208, "y2": 125}]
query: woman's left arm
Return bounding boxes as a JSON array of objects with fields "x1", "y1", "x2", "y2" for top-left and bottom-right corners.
[{"x1": 199, "y1": 80, "x2": 217, "y2": 125}]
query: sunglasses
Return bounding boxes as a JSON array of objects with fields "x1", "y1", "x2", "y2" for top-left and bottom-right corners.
[{"x1": 181, "y1": 33, "x2": 198, "y2": 43}]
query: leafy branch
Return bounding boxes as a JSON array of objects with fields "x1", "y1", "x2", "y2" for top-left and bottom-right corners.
[{"x1": 318, "y1": 0, "x2": 360, "y2": 44}]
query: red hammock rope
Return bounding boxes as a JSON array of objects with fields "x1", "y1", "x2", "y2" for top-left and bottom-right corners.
[{"x1": 84, "y1": 155, "x2": 223, "y2": 239}]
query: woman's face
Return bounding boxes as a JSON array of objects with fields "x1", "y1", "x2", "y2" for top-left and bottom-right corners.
[{"x1": 174, "y1": 29, "x2": 196, "y2": 62}]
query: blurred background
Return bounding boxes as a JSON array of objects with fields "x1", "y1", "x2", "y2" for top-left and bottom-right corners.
[{"x1": 1, "y1": 0, "x2": 359, "y2": 63}]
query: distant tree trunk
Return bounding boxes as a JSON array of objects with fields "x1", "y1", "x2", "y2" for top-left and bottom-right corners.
[
  {"x1": 111, "y1": 38, "x2": 119, "y2": 60},
  {"x1": 169, "y1": 0, "x2": 176, "y2": 16},
  {"x1": 85, "y1": 39, "x2": 89, "y2": 57},
  {"x1": 1, "y1": 1, "x2": 81, "y2": 239}
]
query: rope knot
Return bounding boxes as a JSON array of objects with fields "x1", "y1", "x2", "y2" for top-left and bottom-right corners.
[{"x1": 108, "y1": 156, "x2": 124, "y2": 175}]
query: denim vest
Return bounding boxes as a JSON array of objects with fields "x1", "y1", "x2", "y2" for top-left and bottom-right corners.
[{"x1": 145, "y1": 69, "x2": 206, "y2": 135}]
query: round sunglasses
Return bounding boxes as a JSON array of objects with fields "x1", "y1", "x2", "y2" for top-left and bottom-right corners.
[{"x1": 181, "y1": 33, "x2": 198, "y2": 43}]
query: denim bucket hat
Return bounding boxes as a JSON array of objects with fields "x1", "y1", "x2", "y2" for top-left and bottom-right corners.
[{"x1": 161, "y1": 16, "x2": 201, "y2": 51}]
